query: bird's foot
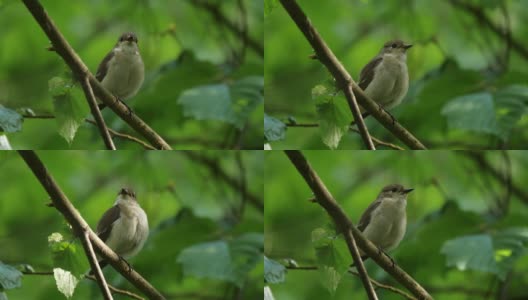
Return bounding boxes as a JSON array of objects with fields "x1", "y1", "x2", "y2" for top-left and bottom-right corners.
[
  {"x1": 377, "y1": 104, "x2": 396, "y2": 125},
  {"x1": 377, "y1": 246, "x2": 396, "y2": 267},
  {"x1": 376, "y1": 104, "x2": 396, "y2": 125},
  {"x1": 118, "y1": 255, "x2": 132, "y2": 273},
  {"x1": 113, "y1": 96, "x2": 133, "y2": 116},
  {"x1": 386, "y1": 111, "x2": 396, "y2": 125}
]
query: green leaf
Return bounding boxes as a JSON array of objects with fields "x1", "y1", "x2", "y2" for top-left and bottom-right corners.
[
  {"x1": 494, "y1": 85, "x2": 528, "y2": 140},
  {"x1": 441, "y1": 234, "x2": 497, "y2": 276},
  {"x1": 264, "y1": 114, "x2": 286, "y2": 142},
  {"x1": 229, "y1": 233, "x2": 264, "y2": 284},
  {"x1": 0, "y1": 105, "x2": 23, "y2": 133},
  {"x1": 0, "y1": 261, "x2": 22, "y2": 290},
  {"x1": 49, "y1": 77, "x2": 72, "y2": 97},
  {"x1": 179, "y1": 84, "x2": 231, "y2": 121},
  {"x1": 311, "y1": 227, "x2": 335, "y2": 248},
  {"x1": 49, "y1": 77, "x2": 89, "y2": 145},
  {"x1": 53, "y1": 268, "x2": 78, "y2": 299},
  {"x1": 497, "y1": 84, "x2": 528, "y2": 102},
  {"x1": 177, "y1": 233, "x2": 263, "y2": 287},
  {"x1": 441, "y1": 92, "x2": 498, "y2": 136},
  {"x1": 47, "y1": 233, "x2": 89, "y2": 278},
  {"x1": 178, "y1": 240, "x2": 230, "y2": 280},
  {"x1": 230, "y1": 76, "x2": 264, "y2": 128},
  {"x1": 311, "y1": 227, "x2": 348, "y2": 294},
  {"x1": 490, "y1": 227, "x2": 528, "y2": 279},
  {"x1": 440, "y1": 229, "x2": 528, "y2": 281},
  {"x1": 154, "y1": 51, "x2": 220, "y2": 103},
  {"x1": 264, "y1": 0, "x2": 279, "y2": 17},
  {"x1": 441, "y1": 227, "x2": 528, "y2": 280},
  {"x1": 264, "y1": 256, "x2": 286, "y2": 284},
  {"x1": 313, "y1": 83, "x2": 352, "y2": 149},
  {"x1": 178, "y1": 76, "x2": 263, "y2": 129}
]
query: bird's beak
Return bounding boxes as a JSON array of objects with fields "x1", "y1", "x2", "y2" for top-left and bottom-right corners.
[
  {"x1": 403, "y1": 44, "x2": 413, "y2": 50},
  {"x1": 403, "y1": 188, "x2": 414, "y2": 194}
]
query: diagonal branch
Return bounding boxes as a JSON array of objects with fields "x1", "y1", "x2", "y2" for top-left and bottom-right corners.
[
  {"x1": 79, "y1": 230, "x2": 113, "y2": 300},
  {"x1": 182, "y1": 151, "x2": 264, "y2": 213},
  {"x1": 284, "y1": 150, "x2": 433, "y2": 300},
  {"x1": 80, "y1": 76, "x2": 116, "y2": 150},
  {"x1": 21, "y1": 0, "x2": 172, "y2": 150},
  {"x1": 449, "y1": 0, "x2": 528, "y2": 61},
  {"x1": 462, "y1": 151, "x2": 528, "y2": 206},
  {"x1": 17, "y1": 150, "x2": 166, "y2": 300},
  {"x1": 189, "y1": 0, "x2": 264, "y2": 58},
  {"x1": 285, "y1": 150, "x2": 377, "y2": 299},
  {"x1": 279, "y1": 0, "x2": 426, "y2": 150},
  {"x1": 344, "y1": 85, "x2": 376, "y2": 149}
]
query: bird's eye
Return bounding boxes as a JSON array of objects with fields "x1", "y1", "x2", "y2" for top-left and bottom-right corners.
[{"x1": 391, "y1": 43, "x2": 397, "y2": 48}]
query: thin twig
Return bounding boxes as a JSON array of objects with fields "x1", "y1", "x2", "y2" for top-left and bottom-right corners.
[
  {"x1": 498, "y1": 0, "x2": 511, "y2": 70},
  {"x1": 80, "y1": 76, "x2": 115, "y2": 150},
  {"x1": 286, "y1": 122, "x2": 404, "y2": 150},
  {"x1": 500, "y1": 151, "x2": 512, "y2": 214},
  {"x1": 22, "y1": 114, "x2": 156, "y2": 149},
  {"x1": 84, "y1": 119, "x2": 156, "y2": 150},
  {"x1": 343, "y1": 85, "x2": 375, "y2": 149},
  {"x1": 23, "y1": 271, "x2": 144, "y2": 300},
  {"x1": 235, "y1": 151, "x2": 247, "y2": 219},
  {"x1": 236, "y1": 0, "x2": 248, "y2": 63},
  {"x1": 344, "y1": 229, "x2": 378, "y2": 299},
  {"x1": 283, "y1": 150, "x2": 433, "y2": 300},
  {"x1": 85, "y1": 275, "x2": 145, "y2": 300},
  {"x1": 348, "y1": 128, "x2": 403, "y2": 150},
  {"x1": 80, "y1": 230, "x2": 113, "y2": 300},
  {"x1": 348, "y1": 270, "x2": 417, "y2": 300},
  {"x1": 278, "y1": 0, "x2": 426, "y2": 149}
]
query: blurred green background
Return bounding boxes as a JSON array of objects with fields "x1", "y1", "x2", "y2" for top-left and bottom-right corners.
[
  {"x1": 0, "y1": 150, "x2": 263, "y2": 299},
  {"x1": 0, "y1": 0, "x2": 263, "y2": 149},
  {"x1": 265, "y1": 150, "x2": 528, "y2": 299},
  {"x1": 264, "y1": 0, "x2": 528, "y2": 149}
]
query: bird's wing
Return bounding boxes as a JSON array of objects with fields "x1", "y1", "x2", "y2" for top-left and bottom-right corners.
[
  {"x1": 95, "y1": 50, "x2": 115, "y2": 81},
  {"x1": 358, "y1": 56, "x2": 383, "y2": 91},
  {"x1": 96, "y1": 205, "x2": 120, "y2": 242},
  {"x1": 357, "y1": 199, "x2": 382, "y2": 232}
]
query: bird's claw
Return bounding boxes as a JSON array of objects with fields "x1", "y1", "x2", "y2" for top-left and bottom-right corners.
[
  {"x1": 114, "y1": 97, "x2": 133, "y2": 116},
  {"x1": 118, "y1": 255, "x2": 132, "y2": 273}
]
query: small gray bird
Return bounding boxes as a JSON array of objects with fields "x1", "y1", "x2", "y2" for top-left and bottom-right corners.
[
  {"x1": 358, "y1": 40, "x2": 412, "y2": 114},
  {"x1": 96, "y1": 32, "x2": 144, "y2": 109},
  {"x1": 94, "y1": 187, "x2": 149, "y2": 270},
  {"x1": 357, "y1": 184, "x2": 413, "y2": 258}
]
